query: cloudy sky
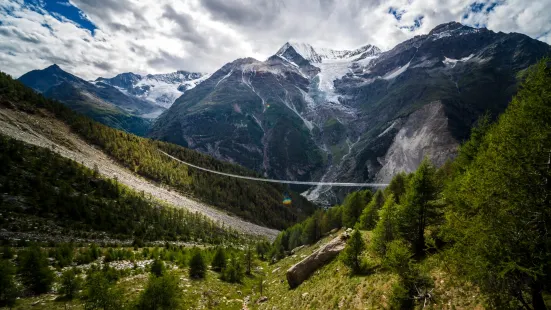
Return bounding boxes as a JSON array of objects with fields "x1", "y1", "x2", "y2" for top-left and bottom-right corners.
[{"x1": 1, "y1": 0, "x2": 550, "y2": 80}]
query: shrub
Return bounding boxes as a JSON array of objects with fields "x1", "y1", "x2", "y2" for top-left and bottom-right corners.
[
  {"x1": 150, "y1": 259, "x2": 165, "y2": 277},
  {"x1": 60, "y1": 268, "x2": 83, "y2": 300},
  {"x1": 0, "y1": 259, "x2": 19, "y2": 308},
  {"x1": 85, "y1": 272, "x2": 124, "y2": 310},
  {"x1": 18, "y1": 245, "x2": 54, "y2": 294},
  {"x1": 221, "y1": 255, "x2": 244, "y2": 283},
  {"x1": 137, "y1": 273, "x2": 180, "y2": 310}
]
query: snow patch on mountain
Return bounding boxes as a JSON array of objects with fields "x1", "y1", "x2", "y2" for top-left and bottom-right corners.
[
  {"x1": 443, "y1": 54, "x2": 475, "y2": 67},
  {"x1": 97, "y1": 71, "x2": 209, "y2": 109}
]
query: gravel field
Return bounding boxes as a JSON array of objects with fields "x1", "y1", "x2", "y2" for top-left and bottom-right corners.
[{"x1": 0, "y1": 108, "x2": 279, "y2": 240}]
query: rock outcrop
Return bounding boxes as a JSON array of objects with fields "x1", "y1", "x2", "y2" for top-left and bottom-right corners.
[{"x1": 286, "y1": 232, "x2": 350, "y2": 288}]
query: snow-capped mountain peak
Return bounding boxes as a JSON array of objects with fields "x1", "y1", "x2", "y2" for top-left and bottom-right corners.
[
  {"x1": 96, "y1": 70, "x2": 209, "y2": 108},
  {"x1": 276, "y1": 41, "x2": 381, "y2": 63}
]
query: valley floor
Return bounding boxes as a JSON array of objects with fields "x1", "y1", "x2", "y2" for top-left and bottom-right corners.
[{"x1": 0, "y1": 107, "x2": 278, "y2": 239}]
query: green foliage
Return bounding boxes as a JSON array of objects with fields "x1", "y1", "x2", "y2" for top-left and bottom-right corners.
[
  {"x1": 221, "y1": 255, "x2": 244, "y2": 283},
  {"x1": 384, "y1": 172, "x2": 408, "y2": 204},
  {"x1": 382, "y1": 239, "x2": 413, "y2": 275},
  {"x1": 0, "y1": 259, "x2": 19, "y2": 308},
  {"x1": 443, "y1": 59, "x2": 551, "y2": 309},
  {"x1": 340, "y1": 230, "x2": 366, "y2": 274},
  {"x1": 137, "y1": 273, "x2": 181, "y2": 310},
  {"x1": 1, "y1": 246, "x2": 14, "y2": 259},
  {"x1": 399, "y1": 158, "x2": 439, "y2": 257},
  {"x1": 54, "y1": 242, "x2": 75, "y2": 268},
  {"x1": 0, "y1": 135, "x2": 242, "y2": 244},
  {"x1": 211, "y1": 247, "x2": 226, "y2": 272},
  {"x1": 255, "y1": 241, "x2": 271, "y2": 260},
  {"x1": 341, "y1": 190, "x2": 372, "y2": 228},
  {"x1": 60, "y1": 268, "x2": 83, "y2": 300},
  {"x1": 150, "y1": 259, "x2": 165, "y2": 277},
  {"x1": 371, "y1": 195, "x2": 401, "y2": 256},
  {"x1": 359, "y1": 189, "x2": 385, "y2": 230},
  {"x1": 85, "y1": 272, "x2": 124, "y2": 310},
  {"x1": 189, "y1": 251, "x2": 206, "y2": 279},
  {"x1": 17, "y1": 245, "x2": 54, "y2": 295}
]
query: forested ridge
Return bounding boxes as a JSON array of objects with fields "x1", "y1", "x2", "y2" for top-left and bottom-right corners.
[
  {"x1": 268, "y1": 60, "x2": 551, "y2": 309},
  {"x1": 0, "y1": 71, "x2": 317, "y2": 229},
  {"x1": 0, "y1": 134, "x2": 244, "y2": 244}
]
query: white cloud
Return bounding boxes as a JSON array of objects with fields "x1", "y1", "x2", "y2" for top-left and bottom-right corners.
[{"x1": 0, "y1": 0, "x2": 549, "y2": 80}]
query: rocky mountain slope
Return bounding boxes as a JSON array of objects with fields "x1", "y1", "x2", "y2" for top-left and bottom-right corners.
[
  {"x1": 149, "y1": 22, "x2": 551, "y2": 205},
  {"x1": 96, "y1": 70, "x2": 208, "y2": 108},
  {"x1": 18, "y1": 65, "x2": 166, "y2": 135}
]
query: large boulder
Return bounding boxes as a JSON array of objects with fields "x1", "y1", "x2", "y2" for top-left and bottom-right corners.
[{"x1": 286, "y1": 232, "x2": 350, "y2": 288}]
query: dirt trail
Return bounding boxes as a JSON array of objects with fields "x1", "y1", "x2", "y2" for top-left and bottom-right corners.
[{"x1": 0, "y1": 108, "x2": 279, "y2": 240}]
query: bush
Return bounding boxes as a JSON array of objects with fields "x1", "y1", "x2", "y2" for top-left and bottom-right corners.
[
  {"x1": 18, "y1": 245, "x2": 54, "y2": 294},
  {"x1": 54, "y1": 243, "x2": 75, "y2": 267},
  {"x1": 211, "y1": 248, "x2": 226, "y2": 272},
  {"x1": 0, "y1": 259, "x2": 19, "y2": 308},
  {"x1": 189, "y1": 251, "x2": 206, "y2": 279},
  {"x1": 382, "y1": 239, "x2": 413, "y2": 275},
  {"x1": 137, "y1": 273, "x2": 181, "y2": 310},
  {"x1": 150, "y1": 259, "x2": 165, "y2": 277},
  {"x1": 1, "y1": 246, "x2": 14, "y2": 259},
  {"x1": 221, "y1": 255, "x2": 244, "y2": 283},
  {"x1": 60, "y1": 268, "x2": 83, "y2": 300},
  {"x1": 85, "y1": 272, "x2": 124, "y2": 310}
]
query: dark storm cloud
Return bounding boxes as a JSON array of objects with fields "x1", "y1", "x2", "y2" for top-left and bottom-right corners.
[
  {"x1": 93, "y1": 61, "x2": 114, "y2": 71},
  {"x1": 199, "y1": 0, "x2": 282, "y2": 28}
]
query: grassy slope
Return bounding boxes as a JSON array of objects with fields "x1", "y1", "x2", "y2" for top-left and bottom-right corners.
[{"x1": 6, "y1": 231, "x2": 486, "y2": 310}]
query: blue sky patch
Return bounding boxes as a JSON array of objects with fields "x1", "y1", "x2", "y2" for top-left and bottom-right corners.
[
  {"x1": 25, "y1": 0, "x2": 96, "y2": 34},
  {"x1": 388, "y1": 7, "x2": 405, "y2": 21},
  {"x1": 400, "y1": 15, "x2": 424, "y2": 32}
]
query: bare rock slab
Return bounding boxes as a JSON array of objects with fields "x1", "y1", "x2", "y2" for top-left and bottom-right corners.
[{"x1": 286, "y1": 232, "x2": 350, "y2": 288}]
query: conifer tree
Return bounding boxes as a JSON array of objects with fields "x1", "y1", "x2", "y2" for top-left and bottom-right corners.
[
  {"x1": 341, "y1": 230, "x2": 366, "y2": 274},
  {"x1": 211, "y1": 248, "x2": 226, "y2": 272},
  {"x1": 399, "y1": 158, "x2": 438, "y2": 257},
  {"x1": 189, "y1": 251, "x2": 206, "y2": 279},
  {"x1": 18, "y1": 245, "x2": 54, "y2": 295},
  {"x1": 371, "y1": 194, "x2": 401, "y2": 256},
  {"x1": 359, "y1": 189, "x2": 386, "y2": 230},
  {"x1": 0, "y1": 259, "x2": 18, "y2": 308}
]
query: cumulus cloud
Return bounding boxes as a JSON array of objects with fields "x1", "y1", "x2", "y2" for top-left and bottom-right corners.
[{"x1": 0, "y1": 0, "x2": 549, "y2": 80}]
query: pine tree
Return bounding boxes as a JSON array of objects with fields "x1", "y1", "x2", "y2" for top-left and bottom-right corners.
[
  {"x1": 371, "y1": 194, "x2": 401, "y2": 256},
  {"x1": 211, "y1": 247, "x2": 226, "y2": 272},
  {"x1": 399, "y1": 158, "x2": 438, "y2": 257},
  {"x1": 18, "y1": 245, "x2": 54, "y2": 295},
  {"x1": 359, "y1": 189, "x2": 385, "y2": 230},
  {"x1": 341, "y1": 230, "x2": 366, "y2": 274},
  {"x1": 137, "y1": 273, "x2": 181, "y2": 310},
  {"x1": 60, "y1": 268, "x2": 83, "y2": 300},
  {"x1": 85, "y1": 272, "x2": 124, "y2": 310},
  {"x1": 189, "y1": 251, "x2": 206, "y2": 279},
  {"x1": 342, "y1": 190, "x2": 372, "y2": 228},
  {"x1": 0, "y1": 259, "x2": 18, "y2": 308},
  {"x1": 150, "y1": 259, "x2": 165, "y2": 277}
]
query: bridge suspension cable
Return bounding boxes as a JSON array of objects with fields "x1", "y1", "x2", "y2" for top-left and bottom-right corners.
[{"x1": 160, "y1": 150, "x2": 388, "y2": 187}]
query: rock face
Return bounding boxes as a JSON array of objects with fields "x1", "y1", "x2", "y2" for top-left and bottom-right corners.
[
  {"x1": 149, "y1": 22, "x2": 551, "y2": 206},
  {"x1": 286, "y1": 232, "x2": 350, "y2": 288}
]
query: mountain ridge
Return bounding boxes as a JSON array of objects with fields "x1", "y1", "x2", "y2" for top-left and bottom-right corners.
[{"x1": 149, "y1": 22, "x2": 551, "y2": 206}]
